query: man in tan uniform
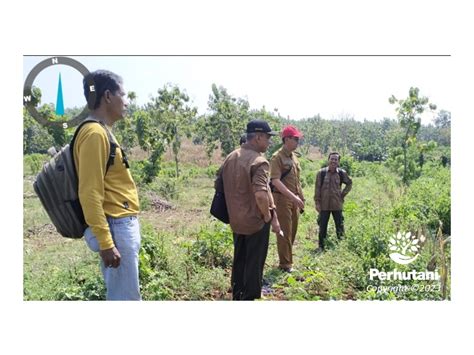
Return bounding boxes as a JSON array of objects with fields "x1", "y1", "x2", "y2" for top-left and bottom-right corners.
[
  {"x1": 219, "y1": 119, "x2": 282, "y2": 300},
  {"x1": 314, "y1": 152, "x2": 352, "y2": 252},
  {"x1": 270, "y1": 125, "x2": 305, "y2": 272}
]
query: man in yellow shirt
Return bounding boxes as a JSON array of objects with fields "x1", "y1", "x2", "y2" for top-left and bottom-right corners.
[{"x1": 74, "y1": 70, "x2": 141, "y2": 300}]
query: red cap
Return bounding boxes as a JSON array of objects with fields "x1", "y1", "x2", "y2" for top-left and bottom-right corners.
[{"x1": 281, "y1": 125, "x2": 303, "y2": 139}]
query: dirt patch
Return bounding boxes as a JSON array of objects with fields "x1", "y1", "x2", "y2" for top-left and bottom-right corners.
[
  {"x1": 140, "y1": 205, "x2": 209, "y2": 235},
  {"x1": 24, "y1": 223, "x2": 58, "y2": 239},
  {"x1": 149, "y1": 195, "x2": 173, "y2": 212},
  {"x1": 306, "y1": 146, "x2": 324, "y2": 161}
]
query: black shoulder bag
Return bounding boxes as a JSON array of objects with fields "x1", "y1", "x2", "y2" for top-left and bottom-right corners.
[{"x1": 210, "y1": 170, "x2": 229, "y2": 224}]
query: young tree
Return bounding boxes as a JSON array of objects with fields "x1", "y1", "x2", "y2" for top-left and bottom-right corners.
[
  {"x1": 199, "y1": 84, "x2": 251, "y2": 157},
  {"x1": 389, "y1": 87, "x2": 436, "y2": 184},
  {"x1": 135, "y1": 109, "x2": 166, "y2": 183},
  {"x1": 114, "y1": 91, "x2": 139, "y2": 153},
  {"x1": 147, "y1": 84, "x2": 198, "y2": 177}
]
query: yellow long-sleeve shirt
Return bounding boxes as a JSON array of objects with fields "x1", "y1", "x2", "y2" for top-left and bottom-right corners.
[{"x1": 73, "y1": 122, "x2": 139, "y2": 250}]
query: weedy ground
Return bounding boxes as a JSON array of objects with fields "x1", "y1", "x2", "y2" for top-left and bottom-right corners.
[{"x1": 23, "y1": 142, "x2": 450, "y2": 301}]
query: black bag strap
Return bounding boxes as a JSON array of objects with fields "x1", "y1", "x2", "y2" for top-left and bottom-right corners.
[
  {"x1": 280, "y1": 163, "x2": 293, "y2": 181},
  {"x1": 70, "y1": 118, "x2": 119, "y2": 176}
]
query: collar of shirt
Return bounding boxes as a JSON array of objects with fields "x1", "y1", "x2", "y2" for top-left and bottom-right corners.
[
  {"x1": 241, "y1": 142, "x2": 261, "y2": 153},
  {"x1": 282, "y1": 145, "x2": 293, "y2": 158}
]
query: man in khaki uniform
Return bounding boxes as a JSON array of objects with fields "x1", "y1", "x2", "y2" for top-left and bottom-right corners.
[
  {"x1": 314, "y1": 152, "x2": 352, "y2": 252},
  {"x1": 219, "y1": 120, "x2": 282, "y2": 300},
  {"x1": 270, "y1": 125, "x2": 305, "y2": 272}
]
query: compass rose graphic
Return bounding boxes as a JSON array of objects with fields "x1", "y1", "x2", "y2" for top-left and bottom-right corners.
[{"x1": 23, "y1": 57, "x2": 96, "y2": 129}]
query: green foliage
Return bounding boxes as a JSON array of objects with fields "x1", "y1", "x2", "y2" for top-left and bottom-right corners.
[
  {"x1": 135, "y1": 109, "x2": 166, "y2": 183},
  {"x1": 147, "y1": 84, "x2": 198, "y2": 177},
  {"x1": 129, "y1": 160, "x2": 147, "y2": 186},
  {"x1": 197, "y1": 84, "x2": 252, "y2": 157},
  {"x1": 189, "y1": 222, "x2": 234, "y2": 268},
  {"x1": 137, "y1": 221, "x2": 230, "y2": 300},
  {"x1": 23, "y1": 246, "x2": 105, "y2": 301},
  {"x1": 156, "y1": 177, "x2": 179, "y2": 201},
  {"x1": 133, "y1": 85, "x2": 199, "y2": 183},
  {"x1": 205, "y1": 164, "x2": 220, "y2": 178},
  {"x1": 24, "y1": 153, "x2": 48, "y2": 176},
  {"x1": 139, "y1": 224, "x2": 170, "y2": 283},
  {"x1": 389, "y1": 87, "x2": 437, "y2": 184},
  {"x1": 23, "y1": 109, "x2": 55, "y2": 154},
  {"x1": 294, "y1": 116, "x2": 398, "y2": 160},
  {"x1": 53, "y1": 270, "x2": 105, "y2": 301},
  {"x1": 392, "y1": 166, "x2": 450, "y2": 235},
  {"x1": 419, "y1": 111, "x2": 450, "y2": 147}
]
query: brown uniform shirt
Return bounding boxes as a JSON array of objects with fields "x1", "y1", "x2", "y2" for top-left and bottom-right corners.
[
  {"x1": 219, "y1": 143, "x2": 275, "y2": 235},
  {"x1": 314, "y1": 168, "x2": 352, "y2": 211},
  {"x1": 269, "y1": 146, "x2": 303, "y2": 196}
]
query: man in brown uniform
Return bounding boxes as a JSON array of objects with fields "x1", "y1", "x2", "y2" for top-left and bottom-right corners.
[
  {"x1": 219, "y1": 119, "x2": 282, "y2": 300},
  {"x1": 270, "y1": 125, "x2": 305, "y2": 272},
  {"x1": 314, "y1": 152, "x2": 352, "y2": 252}
]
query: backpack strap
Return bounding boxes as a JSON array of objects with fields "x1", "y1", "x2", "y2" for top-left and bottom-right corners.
[
  {"x1": 120, "y1": 147, "x2": 130, "y2": 169},
  {"x1": 320, "y1": 167, "x2": 344, "y2": 187},
  {"x1": 70, "y1": 118, "x2": 119, "y2": 176},
  {"x1": 337, "y1": 168, "x2": 344, "y2": 187},
  {"x1": 319, "y1": 167, "x2": 328, "y2": 188}
]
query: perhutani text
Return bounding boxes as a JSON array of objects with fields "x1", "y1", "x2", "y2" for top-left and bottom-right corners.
[{"x1": 369, "y1": 268, "x2": 440, "y2": 281}]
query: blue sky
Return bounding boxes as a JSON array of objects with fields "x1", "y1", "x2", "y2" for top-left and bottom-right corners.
[{"x1": 23, "y1": 56, "x2": 452, "y2": 124}]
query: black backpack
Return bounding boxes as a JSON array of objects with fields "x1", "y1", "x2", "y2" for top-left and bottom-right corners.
[{"x1": 33, "y1": 118, "x2": 123, "y2": 238}]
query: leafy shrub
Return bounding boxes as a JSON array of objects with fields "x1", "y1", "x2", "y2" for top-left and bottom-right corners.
[
  {"x1": 157, "y1": 177, "x2": 178, "y2": 200},
  {"x1": 129, "y1": 160, "x2": 147, "y2": 186},
  {"x1": 24, "y1": 154, "x2": 48, "y2": 176},
  {"x1": 51, "y1": 268, "x2": 105, "y2": 301},
  {"x1": 139, "y1": 223, "x2": 170, "y2": 285},
  {"x1": 205, "y1": 164, "x2": 220, "y2": 179},
  {"x1": 189, "y1": 222, "x2": 233, "y2": 268},
  {"x1": 392, "y1": 166, "x2": 450, "y2": 234}
]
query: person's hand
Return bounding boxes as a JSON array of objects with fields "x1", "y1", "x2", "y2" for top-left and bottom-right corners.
[
  {"x1": 100, "y1": 247, "x2": 121, "y2": 268},
  {"x1": 263, "y1": 212, "x2": 272, "y2": 224},
  {"x1": 315, "y1": 204, "x2": 321, "y2": 213},
  {"x1": 292, "y1": 195, "x2": 305, "y2": 210},
  {"x1": 271, "y1": 217, "x2": 284, "y2": 238}
]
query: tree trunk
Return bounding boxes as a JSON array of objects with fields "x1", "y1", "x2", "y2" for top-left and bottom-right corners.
[{"x1": 175, "y1": 154, "x2": 179, "y2": 178}]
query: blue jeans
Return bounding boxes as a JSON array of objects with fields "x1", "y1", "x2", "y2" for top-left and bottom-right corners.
[{"x1": 84, "y1": 216, "x2": 141, "y2": 300}]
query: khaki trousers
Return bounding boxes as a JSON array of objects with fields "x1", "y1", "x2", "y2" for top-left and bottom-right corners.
[{"x1": 273, "y1": 193, "x2": 299, "y2": 269}]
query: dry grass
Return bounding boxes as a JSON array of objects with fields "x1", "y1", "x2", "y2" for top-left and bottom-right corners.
[
  {"x1": 129, "y1": 139, "x2": 224, "y2": 167},
  {"x1": 305, "y1": 146, "x2": 324, "y2": 161}
]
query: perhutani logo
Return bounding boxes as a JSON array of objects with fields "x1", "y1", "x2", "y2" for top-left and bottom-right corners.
[
  {"x1": 369, "y1": 268, "x2": 440, "y2": 281},
  {"x1": 389, "y1": 231, "x2": 421, "y2": 265},
  {"x1": 369, "y1": 231, "x2": 439, "y2": 282}
]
